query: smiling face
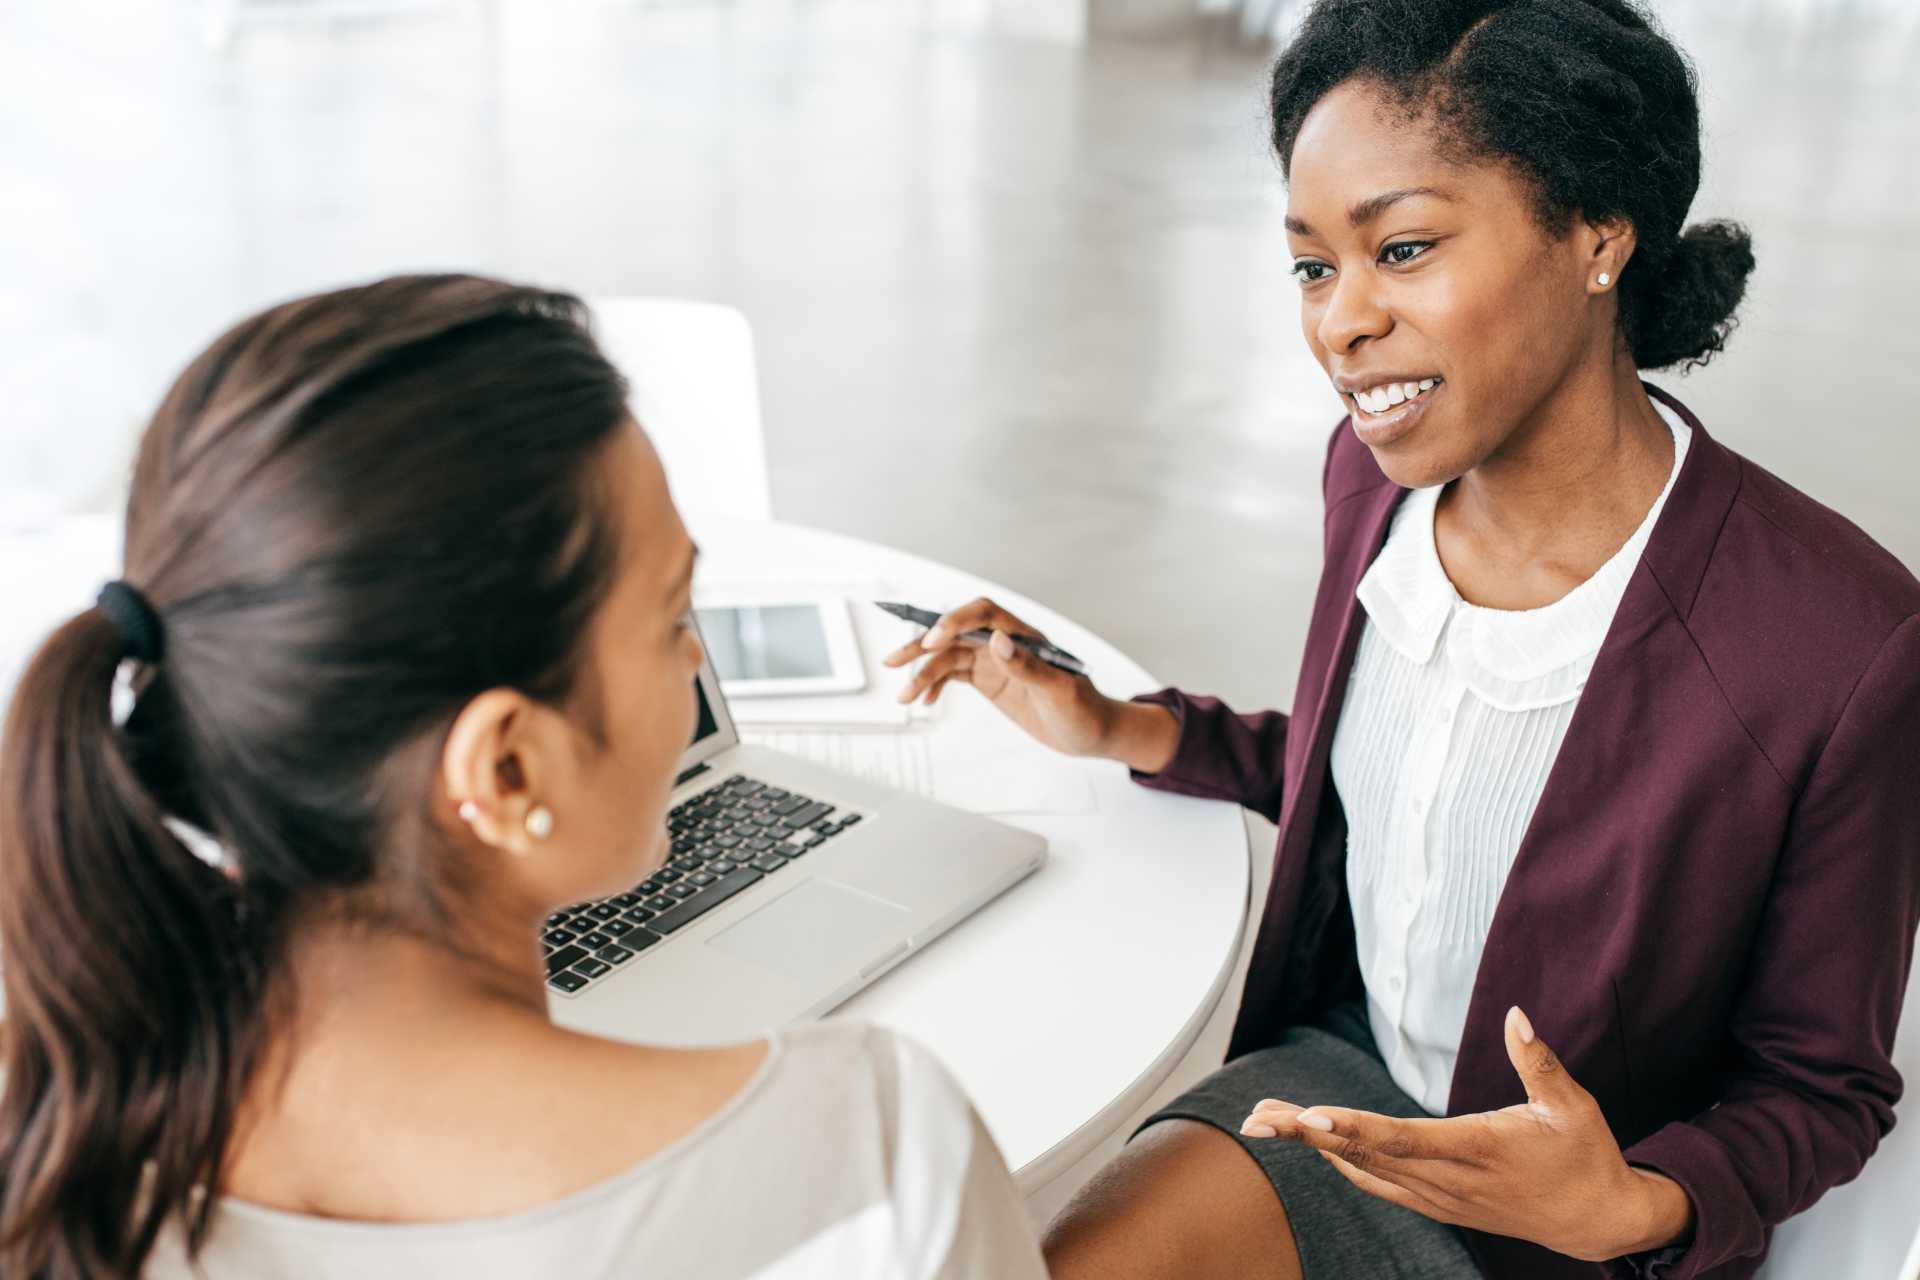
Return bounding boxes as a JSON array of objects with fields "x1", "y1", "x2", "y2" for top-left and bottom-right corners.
[{"x1": 1285, "y1": 79, "x2": 1625, "y2": 489}]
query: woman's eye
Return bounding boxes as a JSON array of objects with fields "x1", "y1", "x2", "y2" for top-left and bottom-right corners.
[
  {"x1": 1290, "y1": 260, "x2": 1333, "y2": 283},
  {"x1": 1381, "y1": 241, "x2": 1432, "y2": 266}
]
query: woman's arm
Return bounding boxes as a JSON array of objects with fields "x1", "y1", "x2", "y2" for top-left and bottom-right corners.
[
  {"x1": 1609, "y1": 614, "x2": 1920, "y2": 1278},
  {"x1": 1123, "y1": 689, "x2": 1291, "y2": 824}
]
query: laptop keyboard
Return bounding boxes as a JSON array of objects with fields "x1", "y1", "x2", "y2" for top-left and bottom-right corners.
[{"x1": 541, "y1": 773, "x2": 865, "y2": 996}]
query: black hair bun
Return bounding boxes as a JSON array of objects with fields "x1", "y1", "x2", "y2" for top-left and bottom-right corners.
[{"x1": 1621, "y1": 218, "x2": 1756, "y2": 371}]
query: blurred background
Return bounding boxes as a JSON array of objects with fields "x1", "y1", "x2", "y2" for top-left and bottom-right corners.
[{"x1": 4, "y1": 0, "x2": 1917, "y2": 709}]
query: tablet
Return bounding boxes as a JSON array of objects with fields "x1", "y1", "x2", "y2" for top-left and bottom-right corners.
[{"x1": 692, "y1": 595, "x2": 867, "y2": 698}]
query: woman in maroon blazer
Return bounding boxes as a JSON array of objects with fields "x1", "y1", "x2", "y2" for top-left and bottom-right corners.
[{"x1": 887, "y1": 1, "x2": 1920, "y2": 1278}]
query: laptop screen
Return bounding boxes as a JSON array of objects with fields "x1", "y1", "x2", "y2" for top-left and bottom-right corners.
[{"x1": 690, "y1": 677, "x2": 719, "y2": 748}]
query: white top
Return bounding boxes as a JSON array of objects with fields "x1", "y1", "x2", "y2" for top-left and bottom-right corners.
[
  {"x1": 1331, "y1": 403, "x2": 1691, "y2": 1115},
  {"x1": 143, "y1": 1022, "x2": 1048, "y2": 1280}
]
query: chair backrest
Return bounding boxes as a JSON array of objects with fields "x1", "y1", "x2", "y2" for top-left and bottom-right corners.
[
  {"x1": 1757, "y1": 946, "x2": 1920, "y2": 1279},
  {"x1": 586, "y1": 298, "x2": 772, "y2": 523}
]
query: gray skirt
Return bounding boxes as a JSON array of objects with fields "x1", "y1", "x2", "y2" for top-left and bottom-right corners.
[{"x1": 1135, "y1": 1003, "x2": 1483, "y2": 1279}]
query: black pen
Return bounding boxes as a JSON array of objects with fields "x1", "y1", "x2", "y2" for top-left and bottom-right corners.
[{"x1": 873, "y1": 601, "x2": 1087, "y2": 676}]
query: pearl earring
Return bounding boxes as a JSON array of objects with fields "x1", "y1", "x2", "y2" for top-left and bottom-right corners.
[
  {"x1": 458, "y1": 800, "x2": 479, "y2": 823},
  {"x1": 525, "y1": 806, "x2": 554, "y2": 840},
  {"x1": 1596, "y1": 272, "x2": 1612, "y2": 287}
]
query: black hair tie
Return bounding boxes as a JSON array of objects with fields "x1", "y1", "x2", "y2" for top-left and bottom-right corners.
[{"x1": 98, "y1": 580, "x2": 166, "y2": 663}]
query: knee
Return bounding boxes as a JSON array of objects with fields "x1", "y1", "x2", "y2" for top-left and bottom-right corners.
[{"x1": 1041, "y1": 1120, "x2": 1300, "y2": 1280}]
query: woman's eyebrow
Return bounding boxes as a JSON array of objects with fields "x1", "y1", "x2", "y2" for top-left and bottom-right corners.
[{"x1": 1285, "y1": 185, "x2": 1457, "y2": 237}]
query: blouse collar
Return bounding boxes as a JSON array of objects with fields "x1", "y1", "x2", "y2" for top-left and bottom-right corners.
[{"x1": 1354, "y1": 401, "x2": 1692, "y2": 712}]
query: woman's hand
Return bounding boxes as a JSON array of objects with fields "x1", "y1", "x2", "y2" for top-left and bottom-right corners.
[
  {"x1": 1237, "y1": 1007, "x2": 1695, "y2": 1263},
  {"x1": 883, "y1": 597, "x2": 1176, "y2": 769}
]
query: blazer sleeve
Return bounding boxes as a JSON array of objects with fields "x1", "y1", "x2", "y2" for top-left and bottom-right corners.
[
  {"x1": 1123, "y1": 689, "x2": 1290, "y2": 825},
  {"x1": 1609, "y1": 613, "x2": 1920, "y2": 1279}
]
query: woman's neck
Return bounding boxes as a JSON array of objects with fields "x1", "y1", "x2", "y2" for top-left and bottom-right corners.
[{"x1": 1435, "y1": 352, "x2": 1675, "y2": 609}]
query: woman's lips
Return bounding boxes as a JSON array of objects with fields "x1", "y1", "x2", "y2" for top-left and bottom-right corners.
[{"x1": 1347, "y1": 378, "x2": 1441, "y2": 447}]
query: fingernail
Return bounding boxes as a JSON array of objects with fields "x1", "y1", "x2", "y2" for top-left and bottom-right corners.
[
  {"x1": 1297, "y1": 1111, "x2": 1333, "y2": 1132},
  {"x1": 990, "y1": 630, "x2": 1014, "y2": 660},
  {"x1": 1239, "y1": 1121, "x2": 1278, "y2": 1139},
  {"x1": 923, "y1": 627, "x2": 946, "y2": 647},
  {"x1": 1511, "y1": 1006, "x2": 1535, "y2": 1044}
]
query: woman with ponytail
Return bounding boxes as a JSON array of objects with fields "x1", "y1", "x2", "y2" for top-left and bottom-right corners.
[
  {"x1": 883, "y1": 3, "x2": 1920, "y2": 1278},
  {"x1": 0, "y1": 276, "x2": 1048, "y2": 1279}
]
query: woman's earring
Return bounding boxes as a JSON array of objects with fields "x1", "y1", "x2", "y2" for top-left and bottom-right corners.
[
  {"x1": 525, "y1": 806, "x2": 555, "y2": 840},
  {"x1": 1596, "y1": 272, "x2": 1612, "y2": 287},
  {"x1": 458, "y1": 800, "x2": 480, "y2": 823}
]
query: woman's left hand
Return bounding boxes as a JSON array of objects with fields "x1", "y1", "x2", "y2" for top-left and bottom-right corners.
[{"x1": 1238, "y1": 1006, "x2": 1694, "y2": 1263}]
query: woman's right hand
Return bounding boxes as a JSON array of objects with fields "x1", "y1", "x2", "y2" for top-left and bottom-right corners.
[{"x1": 883, "y1": 597, "x2": 1118, "y2": 758}]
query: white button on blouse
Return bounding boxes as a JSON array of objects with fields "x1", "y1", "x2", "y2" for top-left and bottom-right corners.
[{"x1": 1330, "y1": 402, "x2": 1691, "y2": 1115}]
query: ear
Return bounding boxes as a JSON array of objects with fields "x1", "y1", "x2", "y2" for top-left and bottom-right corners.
[
  {"x1": 441, "y1": 688, "x2": 547, "y2": 856},
  {"x1": 1582, "y1": 214, "x2": 1637, "y2": 293}
]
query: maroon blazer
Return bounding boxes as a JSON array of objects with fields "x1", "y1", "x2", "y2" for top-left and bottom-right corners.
[{"x1": 1129, "y1": 387, "x2": 1920, "y2": 1280}]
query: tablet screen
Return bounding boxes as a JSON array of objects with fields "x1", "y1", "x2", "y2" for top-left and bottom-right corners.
[{"x1": 695, "y1": 605, "x2": 834, "y2": 682}]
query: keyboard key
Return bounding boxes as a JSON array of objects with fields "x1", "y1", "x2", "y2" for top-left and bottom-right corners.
[
  {"x1": 746, "y1": 836, "x2": 773, "y2": 852},
  {"x1": 837, "y1": 813, "x2": 863, "y2": 830},
  {"x1": 574, "y1": 957, "x2": 611, "y2": 978},
  {"x1": 751, "y1": 856, "x2": 787, "y2": 874},
  {"x1": 667, "y1": 883, "x2": 699, "y2": 900},
  {"x1": 770, "y1": 795, "x2": 810, "y2": 816},
  {"x1": 611, "y1": 893, "x2": 640, "y2": 908},
  {"x1": 803, "y1": 834, "x2": 827, "y2": 849},
  {"x1": 648, "y1": 868, "x2": 764, "y2": 934},
  {"x1": 622, "y1": 906, "x2": 656, "y2": 924},
  {"x1": 624, "y1": 928, "x2": 661, "y2": 953},
  {"x1": 548, "y1": 970, "x2": 589, "y2": 993},
  {"x1": 690, "y1": 871, "x2": 717, "y2": 887},
  {"x1": 544, "y1": 928, "x2": 577, "y2": 946},
  {"x1": 645, "y1": 894, "x2": 677, "y2": 912},
  {"x1": 787, "y1": 802, "x2": 833, "y2": 828},
  {"x1": 580, "y1": 931, "x2": 611, "y2": 948},
  {"x1": 589, "y1": 904, "x2": 620, "y2": 921},
  {"x1": 596, "y1": 945, "x2": 634, "y2": 964},
  {"x1": 733, "y1": 780, "x2": 765, "y2": 797},
  {"x1": 603, "y1": 919, "x2": 635, "y2": 937},
  {"x1": 545, "y1": 913, "x2": 569, "y2": 929},
  {"x1": 545, "y1": 945, "x2": 589, "y2": 976}
]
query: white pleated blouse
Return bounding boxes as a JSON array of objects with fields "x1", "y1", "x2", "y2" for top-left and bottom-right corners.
[{"x1": 1331, "y1": 401, "x2": 1691, "y2": 1115}]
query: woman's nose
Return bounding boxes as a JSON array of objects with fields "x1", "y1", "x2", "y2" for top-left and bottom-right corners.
[{"x1": 1316, "y1": 270, "x2": 1392, "y2": 355}]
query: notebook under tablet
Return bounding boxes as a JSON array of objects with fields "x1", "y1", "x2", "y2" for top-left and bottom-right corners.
[{"x1": 544, "y1": 614, "x2": 1048, "y2": 1046}]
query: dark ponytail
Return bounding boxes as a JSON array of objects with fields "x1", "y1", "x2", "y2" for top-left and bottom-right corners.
[
  {"x1": 0, "y1": 275, "x2": 631, "y2": 1278},
  {"x1": 0, "y1": 612, "x2": 260, "y2": 1278},
  {"x1": 1268, "y1": 0, "x2": 1757, "y2": 370}
]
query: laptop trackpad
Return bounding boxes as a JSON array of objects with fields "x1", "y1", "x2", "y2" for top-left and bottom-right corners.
[{"x1": 707, "y1": 878, "x2": 911, "y2": 986}]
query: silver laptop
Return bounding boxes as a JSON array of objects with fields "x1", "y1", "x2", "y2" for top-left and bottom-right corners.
[{"x1": 546, "y1": 620, "x2": 1048, "y2": 1046}]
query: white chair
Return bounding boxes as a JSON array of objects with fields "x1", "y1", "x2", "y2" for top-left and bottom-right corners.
[
  {"x1": 587, "y1": 299, "x2": 773, "y2": 524},
  {"x1": 1757, "y1": 949, "x2": 1920, "y2": 1279}
]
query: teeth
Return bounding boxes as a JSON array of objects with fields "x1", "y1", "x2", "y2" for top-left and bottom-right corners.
[{"x1": 1352, "y1": 379, "x2": 1440, "y2": 416}]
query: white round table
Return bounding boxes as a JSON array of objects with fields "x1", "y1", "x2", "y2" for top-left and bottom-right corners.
[
  {"x1": 0, "y1": 512, "x2": 1253, "y2": 1196},
  {"x1": 689, "y1": 515, "x2": 1250, "y2": 1192}
]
